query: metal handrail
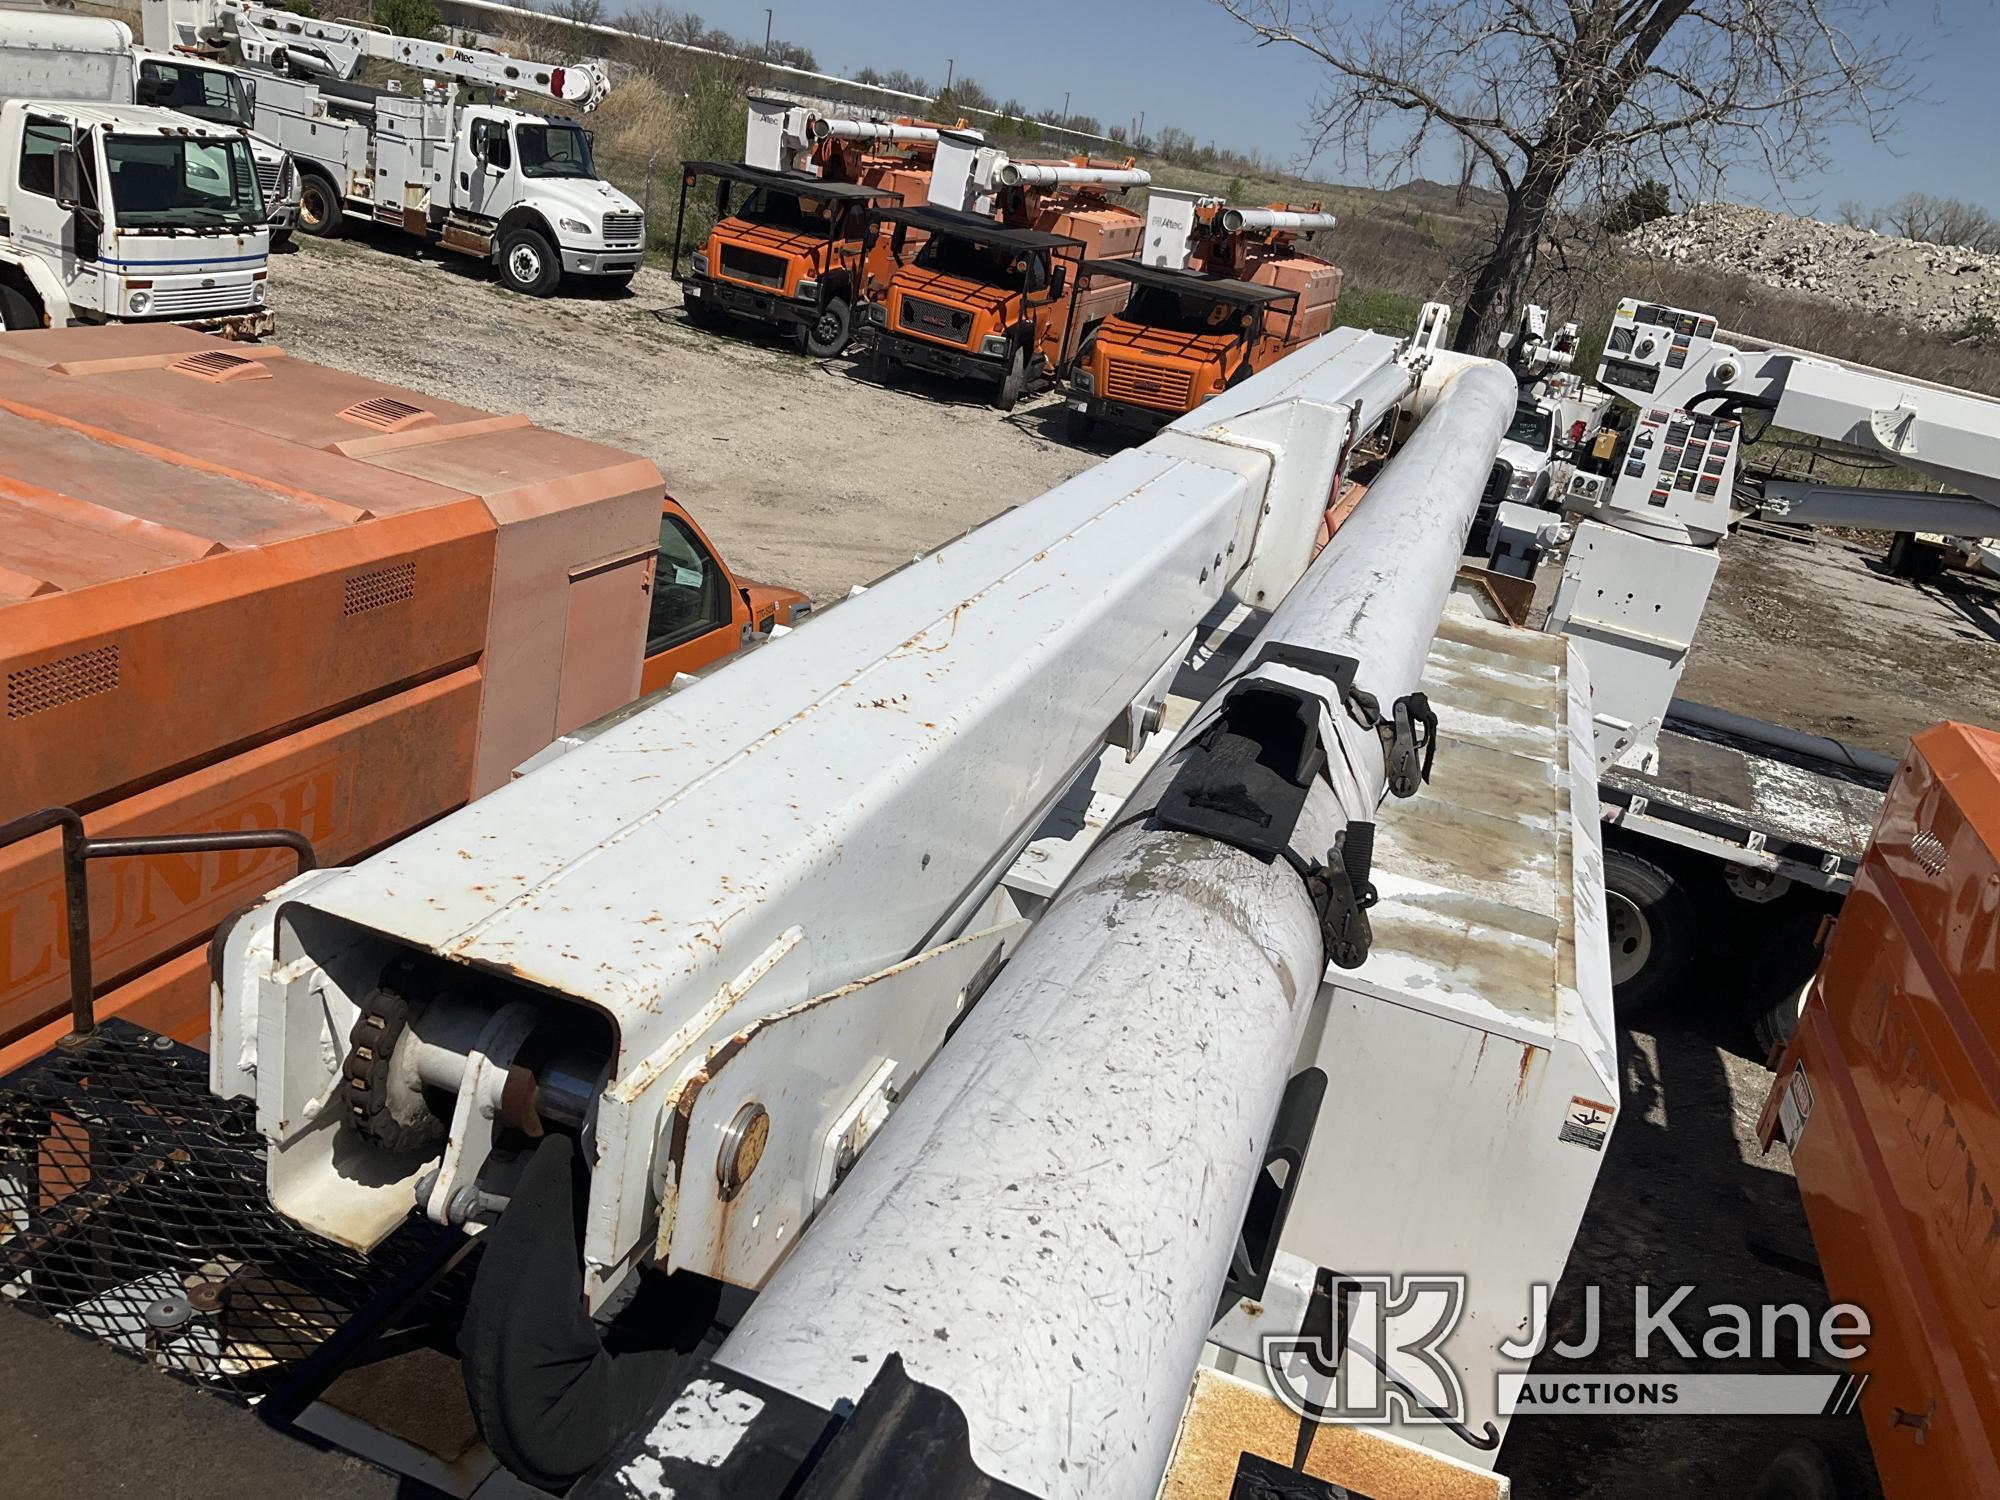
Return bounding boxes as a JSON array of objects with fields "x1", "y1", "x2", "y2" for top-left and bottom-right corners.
[{"x1": 0, "y1": 808, "x2": 317, "y2": 1043}]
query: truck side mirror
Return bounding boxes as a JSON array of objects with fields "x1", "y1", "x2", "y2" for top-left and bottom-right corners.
[
  {"x1": 53, "y1": 145, "x2": 82, "y2": 210},
  {"x1": 1049, "y1": 265, "x2": 1067, "y2": 297}
]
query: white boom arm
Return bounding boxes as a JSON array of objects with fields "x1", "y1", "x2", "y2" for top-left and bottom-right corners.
[
  {"x1": 1549, "y1": 295, "x2": 2000, "y2": 773},
  {"x1": 146, "y1": 0, "x2": 610, "y2": 106}
]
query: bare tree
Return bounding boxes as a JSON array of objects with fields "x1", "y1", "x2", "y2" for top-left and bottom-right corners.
[
  {"x1": 1881, "y1": 192, "x2": 2000, "y2": 251},
  {"x1": 1217, "y1": 0, "x2": 1916, "y2": 352}
]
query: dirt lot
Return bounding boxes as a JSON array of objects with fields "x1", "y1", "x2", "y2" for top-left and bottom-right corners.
[{"x1": 266, "y1": 238, "x2": 1097, "y2": 605}]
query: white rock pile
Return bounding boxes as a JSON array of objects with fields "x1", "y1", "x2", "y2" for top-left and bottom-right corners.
[{"x1": 1622, "y1": 202, "x2": 2000, "y2": 336}]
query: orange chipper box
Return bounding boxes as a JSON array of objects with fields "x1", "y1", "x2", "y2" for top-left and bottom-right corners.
[
  {"x1": 0, "y1": 323, "x2": 671, "y2": 1067},
  {"x1": 1759, "y1": 721, "x2": 2000, "y2": 1499}
]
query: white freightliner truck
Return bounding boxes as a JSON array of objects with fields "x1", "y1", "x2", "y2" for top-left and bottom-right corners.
[
  {"x1": 0, "y1": 11, "x2": 298, "y2": 242},
  {"x1": 145, "y1": 0, "x2": 644, "y2": 296},
  {"x1": 0, "y1": 94, "x2": 271, "y2": 333}
]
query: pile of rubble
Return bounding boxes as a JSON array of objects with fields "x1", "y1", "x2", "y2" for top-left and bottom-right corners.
[{"x1": 1622, "y1": 202, "x2": 2000, "y2": 336}]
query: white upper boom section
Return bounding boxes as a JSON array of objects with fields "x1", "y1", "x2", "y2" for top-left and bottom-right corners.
[{"x1": 144, "y1": 0, "x2": 611, "y2": 107}]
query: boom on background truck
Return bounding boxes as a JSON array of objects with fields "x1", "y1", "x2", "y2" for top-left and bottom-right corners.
[{"x1": 0, "y1": 322, "x2": 803, "y2": 1068}]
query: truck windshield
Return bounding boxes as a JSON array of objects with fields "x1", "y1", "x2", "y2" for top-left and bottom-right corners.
[
  {"x1": 1505, "y1": 405, "x2": 1555, "y2": 450},
  {"x1": 1124, "y1": 283, "x2": 1252, "y2": 337},
  {"x1": 516, "y1": 123, "x2": 595, "y2": 179},
  {"x1": 105, "y1": 134, "x2": 263, "y2": 229},
  {"x1": 914, "y1": 233, "x2": 1028, "y2": 288},
  {"x1": 136, "y1": 60, "x2": 252, "y2": 129},
  {"x1": 730, "y1": 187, "x2": 823, "y2": 230}
]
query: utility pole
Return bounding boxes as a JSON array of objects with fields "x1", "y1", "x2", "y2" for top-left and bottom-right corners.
[
  {"x1": 762, "y1": 7, "x2": 772, "y2": 60},
  {"x1": 1062, "y1": 89, "x2": 1070, "y2": 124},
  {"x1": 945, "y1": 58, "x2": 954, "y2": 92}
]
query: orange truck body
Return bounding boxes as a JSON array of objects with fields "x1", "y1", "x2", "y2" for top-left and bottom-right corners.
[
  {"x1": 1758, "y1": 721, "x2": 2000, "y2": 1499},
  {"x1": 0, "y1": 323, "x2": 801, "y2": 1068},
  {"x1": 868, "y1": 186, "x2": 1142, "y2": 408},
  {"x1": 1070, "y1": 203, "x2": 1342, "y2": 434}
]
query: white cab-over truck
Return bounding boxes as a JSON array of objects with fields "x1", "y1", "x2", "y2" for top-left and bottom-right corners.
[
  {"x1": 0, "y1": 12, "x2": 297, "y2": 242},
  {"x1": 0, "y1": 96, "x2": 271, "y2": 333},
  {"x1": 146, "y1": 0, "x2": 644, "y2": 296}
]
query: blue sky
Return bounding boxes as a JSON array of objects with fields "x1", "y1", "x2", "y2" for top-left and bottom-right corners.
[{"x1": 680, "y1": 0, "x2": 1998, "y2": 215}]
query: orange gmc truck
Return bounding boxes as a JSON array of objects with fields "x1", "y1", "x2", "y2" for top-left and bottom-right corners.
[
  {"x1": 1065, "y1": 190, "x2": 1343, "y2": 441},
  {"x1": 674, "y1": 159, "x2": 899, "y2": 358},
  {"x1": 674, "y1": 103, "x2": 970, "y2": 357},
  {"x1": 0, "y1": 322, "x2": 804, "y2": 1068}
]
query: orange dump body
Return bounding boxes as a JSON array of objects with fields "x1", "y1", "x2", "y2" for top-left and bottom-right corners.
[
  {"x1": 0, "y1": 324, "x2": 797, "y2": 1066},
  {"x1": 1758, "y1": 722, "x2": 2000, "y2": 1499}
]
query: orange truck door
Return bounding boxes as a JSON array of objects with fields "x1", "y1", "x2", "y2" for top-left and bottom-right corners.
[{"x1": 639, "y1": 510, "x2": 746, "y2": 695}]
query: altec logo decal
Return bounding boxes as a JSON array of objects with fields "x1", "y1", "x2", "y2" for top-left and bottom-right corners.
[{"x1": 0, "y1": 755, "x2": 348, "y2": 1001}]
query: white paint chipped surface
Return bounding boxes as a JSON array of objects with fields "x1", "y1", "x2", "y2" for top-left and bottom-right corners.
[{"x1": 615, "y1": 1378, "x2": 764, "y2": 1496}]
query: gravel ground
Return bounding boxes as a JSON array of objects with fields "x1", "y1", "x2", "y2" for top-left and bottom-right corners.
[{"x1": 266, "y1": 237, "x2": 1098, "y2": 605}]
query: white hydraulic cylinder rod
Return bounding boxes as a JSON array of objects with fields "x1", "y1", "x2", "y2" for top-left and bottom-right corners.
[
  {"x1": 714, "y1": 356, "x2": 1518, "y2": 1500},
  {"x1": 1221, "y1": 206, "x2": 1338, "y2": 234},
  {"x1": 815, "y1": 116, "x2": 942, "y2": 144},
  {"x1": 996, "y1": 160, "x2": 1151, "y2": 188}
]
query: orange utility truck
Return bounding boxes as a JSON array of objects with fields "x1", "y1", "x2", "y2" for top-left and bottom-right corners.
[
  {"x1": 674, "y1": 100, "x2": 970, "y2": 356},
  {"x1": 0, "y1": 322, "x2": 803, "y2": 1068},
  {"x1": 862, "y1": 134, "x2": 1147, "y2": 409},
  {"x1": 1064, "y1": 190, "x2": 1342, "y2": 440},
  {"x1": 1756, "y1": 721, "x2": 2000, "y2": 1500}
]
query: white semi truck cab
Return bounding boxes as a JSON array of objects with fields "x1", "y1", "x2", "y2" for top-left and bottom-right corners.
[
  {"x1": 0, "y1": 13, "x2": 299, "y2": 244},
  {"x1": 0, "y1": 99, "x2": 271, "y2": 333}
]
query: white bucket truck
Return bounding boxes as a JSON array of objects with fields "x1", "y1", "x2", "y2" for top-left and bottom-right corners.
[{"x1": 146, "y1": 0, "x2": 644, "y2": 297}]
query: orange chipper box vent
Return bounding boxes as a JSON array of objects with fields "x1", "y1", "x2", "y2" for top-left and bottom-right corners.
[
  {"x1": 169, "y1": 350, "x2": 271, "y2": 384},
  {"x1": 338, "y1": 396, "x2": 437, "y2": 434},
  {"x1": 342, "y1": 561, "x2": 417, "y2": 616},
  {"x1": 7, "y1": 644, "x2": 121, "y2": 720}
]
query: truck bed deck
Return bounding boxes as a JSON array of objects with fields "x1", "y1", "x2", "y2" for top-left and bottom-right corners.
[{"x1": 1601, "y1": 710, "x2": 1888, "y2": 883}]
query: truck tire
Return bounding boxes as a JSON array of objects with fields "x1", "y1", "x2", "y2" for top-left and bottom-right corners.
[
  {"x1": 1065, "y1": 404, "x2": 1096, "y2": 443},
  {"x1": 1748, "y1": 1440, "x2": 1866, "y2": 1500},
  {"x1": 684, "y1": 296, "x2": 728, "y2": 330},
  {"x1": 992, "y1": 345, "x2": 1026, "y2": 411},
  {"x1": 295, "y1": 172, "x2": 345, "y2": 240},
  {"x1": 498, "y1": 225, "x2": 561, "y2": 298},
  {"x1": 0, "y1": 283, "x2": 40, "y2": 332},
  {"x1": 797, "y1": 293, "x2": 853, "y2": 357},
  {"x1": 870, "y1": 342, "x2": 903, "y2": 385},
  {"x1": 1602, "y1": 844, "x2": 1695, "y2": 1014}
]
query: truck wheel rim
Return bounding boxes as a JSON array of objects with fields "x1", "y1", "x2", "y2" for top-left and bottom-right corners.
[
  {"x1": 1604, "y1": 890, "x2": 1652, "y2": 986},
  {"x1": 301, "y1": 186, "x2": 328, "y2": 227},
  {"x1": 813, "y1": 308, "x2": 842, "y2": 344},
  {"x1": 509, "y1": 243, "x2": 543, "y2": 284}
]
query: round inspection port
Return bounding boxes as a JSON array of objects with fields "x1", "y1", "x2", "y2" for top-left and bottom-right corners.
[{"x1": 717, "y1": 1102, "x2": 771, "y2": 1202}]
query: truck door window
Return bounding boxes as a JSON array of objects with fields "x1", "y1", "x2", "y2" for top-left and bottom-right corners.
[
  {"x1": 18, "y1": 118, "x2": 67, "y2": 199},
  {"x1": 472, "y1": 119, "x2": 512, "y2": 170},
  {"x1": 648, "y1": 515, "x2": 730, "y2": 653}
]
